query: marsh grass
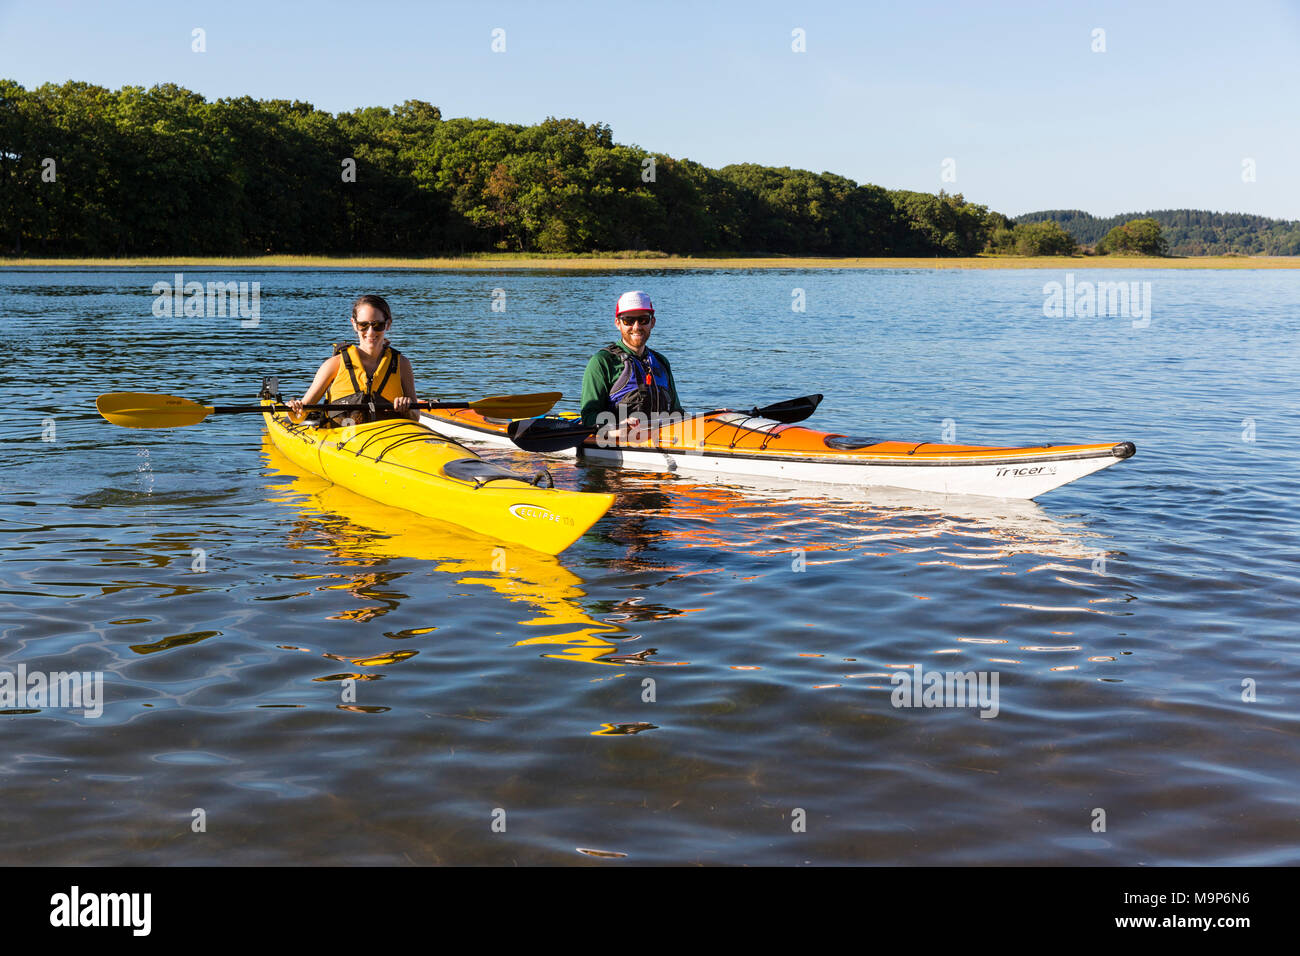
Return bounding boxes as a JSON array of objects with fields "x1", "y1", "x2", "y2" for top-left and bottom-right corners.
[{"x1": 3, "y1": 253, "x2": 1296, "y2": 270}]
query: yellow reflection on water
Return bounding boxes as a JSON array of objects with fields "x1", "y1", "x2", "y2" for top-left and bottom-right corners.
[
  {"x1": 590, "y1": 721, "x2": 658, "y2": 736},
  {"x1": 262, "y1": 440, "x2": 627, "y2": 666}
]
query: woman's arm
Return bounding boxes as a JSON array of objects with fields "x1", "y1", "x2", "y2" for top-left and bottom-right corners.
[
  {"x1": 287, "y1": 355, "x2": 341, "y2": 420},
  {"x1": 395, "y1": 355, "x2": 418, "y2": 420}
]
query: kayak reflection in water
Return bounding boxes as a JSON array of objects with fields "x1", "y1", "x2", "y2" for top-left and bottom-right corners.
[
  {"x1": 263, "y1": 440, "x2": 636, "y2": 665},
  {"x1": 287, "y1": 294, "x2": 418, "y2": 425},
  {"x1": 580, "y1": 290, "x2": 684, "y2": 443}
]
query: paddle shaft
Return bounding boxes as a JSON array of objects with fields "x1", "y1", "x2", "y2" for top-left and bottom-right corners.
[
  {"x1": 504, "y1": 394, "x2": 821, "y2": 451},
  {"x1": 217, "y1": 401, "x2": 454, "y2": 414}
]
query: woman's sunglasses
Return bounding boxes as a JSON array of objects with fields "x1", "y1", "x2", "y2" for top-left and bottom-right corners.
[{"x1": 355, "y1": 319, "x2": 389, "y2": 331}]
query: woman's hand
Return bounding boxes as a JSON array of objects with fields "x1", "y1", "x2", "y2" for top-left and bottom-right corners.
[
  {"x1": 394, "y1": 395, "x2": 419, "y2": 420},
  {"x1": 286, "y1": 399, "x2": 306, "y2": 423}
]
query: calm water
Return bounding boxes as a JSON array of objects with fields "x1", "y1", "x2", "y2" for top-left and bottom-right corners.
[{"x1": 2, "y1": 267, "x2": 1298, "y2": 865}]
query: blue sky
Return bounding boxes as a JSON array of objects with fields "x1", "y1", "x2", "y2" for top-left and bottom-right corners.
[{"x1": 3, "y1": 0, "x2": 1298, "y2": 219}]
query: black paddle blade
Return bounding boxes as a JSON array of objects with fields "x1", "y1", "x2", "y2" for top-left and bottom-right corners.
[
  {"x1": 751, "y1": 394, "x2": 823, "y2": 424},
  {"x1": 507, "y1": 417, "x2": 597, "y2": 453}
]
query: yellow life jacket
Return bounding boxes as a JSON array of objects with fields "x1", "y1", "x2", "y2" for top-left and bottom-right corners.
[{"x1": 324, "y1": 343, "x2": 406, "y2": 423}]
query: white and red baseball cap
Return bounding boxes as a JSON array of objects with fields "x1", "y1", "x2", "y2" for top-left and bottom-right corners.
[{"x1": 615, "y1": 291, "x2": 655, "y2": 318}]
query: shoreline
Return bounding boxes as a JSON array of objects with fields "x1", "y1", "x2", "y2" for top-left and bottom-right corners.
[{"x1": 1, "y1": 254, "x2": 1297, "y2": 270}]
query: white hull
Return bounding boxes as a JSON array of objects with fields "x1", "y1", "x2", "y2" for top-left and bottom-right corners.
[{"x1": 420, "y1": 414, "x2": 1132, "y2": 500}]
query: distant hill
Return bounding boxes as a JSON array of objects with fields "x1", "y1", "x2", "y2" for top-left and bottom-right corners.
[{"x1": 1015, "y1": 209, "x2": 1300, "y2": 256}]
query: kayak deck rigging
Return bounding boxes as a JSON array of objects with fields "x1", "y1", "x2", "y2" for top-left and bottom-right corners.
[{"x1": 283, "y1": 416, "x2": 489, "y2": 484}]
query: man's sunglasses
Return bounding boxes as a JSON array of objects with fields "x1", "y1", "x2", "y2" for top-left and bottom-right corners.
[
  {"x1": 355, "y1": 319, "x2": 389, "y2": 331},
  {"x1": 619, "y1": 315, "x2": 653, "y2": 326}
]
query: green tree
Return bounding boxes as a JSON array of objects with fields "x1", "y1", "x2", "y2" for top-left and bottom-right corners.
[
  {"x1": 1097, "y1": 217, "x2": 1167, "y2": 255},
  {"x1": 887, "y1": 190, "x2": 991, "y2": 255},
  {"x1": 985, "y1": 220, "x2": 1076, "y2": 255}
]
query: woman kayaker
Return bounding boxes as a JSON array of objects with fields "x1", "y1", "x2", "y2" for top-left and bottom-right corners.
[
  {"x1": 287, "y1": 294, "x2": 418, "y2": 424},
  {"x1": 579, "y1": 290, "x2": 682, "y2": 441}
]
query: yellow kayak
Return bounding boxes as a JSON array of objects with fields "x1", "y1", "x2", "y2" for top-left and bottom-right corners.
[{"x1": 261, "y1": 401, "x2": 613, "y2": 555}]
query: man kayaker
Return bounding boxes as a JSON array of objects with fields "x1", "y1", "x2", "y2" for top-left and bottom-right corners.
[
  {"x1": 580, "y1": 291, "x2": 683, "y2": 441},
  {"x1": 287, "y1": 294, "x2": 418, "y2": 424}
]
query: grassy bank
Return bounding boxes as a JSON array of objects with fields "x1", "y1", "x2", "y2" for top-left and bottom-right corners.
[{"x1": 3, "y1": 253, "x2": 1298, "y2": 270}]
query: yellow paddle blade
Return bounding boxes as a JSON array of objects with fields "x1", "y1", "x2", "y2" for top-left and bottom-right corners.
[
  {"x1": 467, "y1": 391, "x2": 562, "y2": 419},
  {"x1": 96, "y1": 392, "x2": 214, "y2": 429}
]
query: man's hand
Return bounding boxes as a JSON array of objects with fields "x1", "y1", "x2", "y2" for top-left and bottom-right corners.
[{"x1": 618, "y1": 413, "x2": 648, "y2": 444}]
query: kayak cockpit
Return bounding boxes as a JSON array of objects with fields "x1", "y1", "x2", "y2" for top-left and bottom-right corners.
[{"x1": 824, "y1": 434, "x2": 885, "y2": 450}]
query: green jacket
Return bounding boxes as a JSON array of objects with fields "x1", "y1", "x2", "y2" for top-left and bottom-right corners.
[{"x1": 580, "y1": 342, "x2": 682, "y2": 426}]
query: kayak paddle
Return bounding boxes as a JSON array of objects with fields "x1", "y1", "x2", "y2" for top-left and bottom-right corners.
[
  {"x1": 495, "y1": 394, "x2": 825, "y2": 452},
  {"x1": 96, "y1": 391, "x2": 563, "y2": 429},
  {"x1": 506, "y1": 416, "x2": 598, "y2": 453},
  {"x1": 745, "y1": 394, "x2": 824, "y2": 424}
]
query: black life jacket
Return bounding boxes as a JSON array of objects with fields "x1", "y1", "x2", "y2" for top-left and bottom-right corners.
[{"x1": 605, "y1": 344, "x2": 673, "y2": 418}]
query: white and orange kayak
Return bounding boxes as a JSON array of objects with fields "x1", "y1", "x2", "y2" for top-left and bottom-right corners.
[{"x1": 419, "y1": 407, "x2": 1136, "y2": 500}]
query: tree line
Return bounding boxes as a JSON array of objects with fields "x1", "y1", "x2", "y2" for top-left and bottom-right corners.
[
  {"x1": 0, "y1": 80, "x2": 1222, "y2": 259},
  {"x1": 1017, "y1": 208, "x2": 1300, "y2": 256},
  {"x1": 0, "y1": 80, "x2": 992, "y2": 257}
]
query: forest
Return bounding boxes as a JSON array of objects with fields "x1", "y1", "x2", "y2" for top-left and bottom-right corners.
[
  {"x1": 3, "y1": 80, "x2": 1290, "y2": 259},
  {"x1": 0, "y1": 80, "x2": 1012, "y2": 258}
]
